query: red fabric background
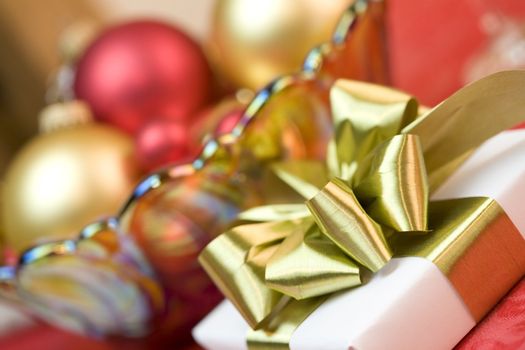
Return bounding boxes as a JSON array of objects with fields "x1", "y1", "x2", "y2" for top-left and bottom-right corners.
[
  {"x1": 456, "y1": 278, "x2": 525, "y2": 350},
  {"x1": 388, "y1": 0, "x2": 525, "y2": 105},
  {"x1": 2, "y1": 0, "x2": 525, "y2": 349}
]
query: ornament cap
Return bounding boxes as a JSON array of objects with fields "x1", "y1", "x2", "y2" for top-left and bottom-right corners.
[{"x1": 38, "y1": 100, "x2": 93, "y2": 133}]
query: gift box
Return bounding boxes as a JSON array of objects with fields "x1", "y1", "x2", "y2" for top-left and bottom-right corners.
[
  {"x1": 192, "y1": 72, "x2": 525, "y2": 350},
  {"x1": 193, "y1": 129, "x2": 525, "y2": 350}
]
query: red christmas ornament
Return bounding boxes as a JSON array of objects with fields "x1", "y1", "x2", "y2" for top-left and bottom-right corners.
[
  {"x1": 74, "y1": 21, "x2": 212, "y2": 134},
  {"x1": 214, "y1": 108, "x2": 243, "y2": 136},
  {"x1": 190, "y1": 97, "x2": 246, "y2": 145},
  {"x1": 135, "y1": 119, "x2": 197, "y2": 171},
  {"x1": 136, "y1": 97, "x2": 246, "y2": 172}
]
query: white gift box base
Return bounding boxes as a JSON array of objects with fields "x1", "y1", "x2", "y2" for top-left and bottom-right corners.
[{"x1": 193, "y1": 130, "x2": 525, "y2": 350}]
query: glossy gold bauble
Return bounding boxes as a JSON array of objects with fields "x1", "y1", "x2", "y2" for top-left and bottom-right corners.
[
  {"x1": 209, "y1": 0, "x2": 351, "y2": 90},
  {"x1": 2, "y1": 124, "x2": 140, "y2": 252}
]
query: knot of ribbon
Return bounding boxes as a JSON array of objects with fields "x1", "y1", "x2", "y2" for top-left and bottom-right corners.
[{"x1": 201, "y1": 79, "x2": 428, "y2": 329}]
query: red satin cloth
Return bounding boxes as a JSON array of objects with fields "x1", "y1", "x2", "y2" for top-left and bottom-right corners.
[
  {"x1": 0, "y1": 324, "x2": 204, "y2": 350},
  {"x1": 388, "y1": 0, "x2": 525, "y2": 105},
  {"x1": 455, "y1": 278, "x2": 525, "y2": 350}
]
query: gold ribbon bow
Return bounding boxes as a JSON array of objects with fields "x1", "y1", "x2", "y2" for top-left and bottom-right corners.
[{"x1": 200, "y1": 72, "x2": 525, "y2": 349}]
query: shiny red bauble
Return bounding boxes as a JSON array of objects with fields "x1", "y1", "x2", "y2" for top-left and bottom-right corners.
[
  {"x1": 213, "y1": 108, "x2": 243, "y2": 136},
  {"x1": 135, "y1": 119, "x2": 198, "y2": 172},
  {"x1": 189, "y1": 97, "x2": 246, "y2": 145},
  {"x1": 74, "y1": 21, "x2": 212, "y2": 134}
]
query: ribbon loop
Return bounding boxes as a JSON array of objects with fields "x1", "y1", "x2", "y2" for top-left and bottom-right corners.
[
  {"x1": 199, "y1": 220, "x2": 295, "y2": 329},
  {"x1": 238, "y1": 204, "x2": 312, "y2": 222},
  {"x1": 328, "y1": 79, "x2": 419, "y2": 181},
  {"x1": 307, "y1": 178, "x2": 391, "y2": 272},
  {"x1": 402, "y1": 70, "x2": 525, "y2": 189},
  {"x1": 272, "y1": 161, "x2": 329, "y2": 199},
  {"x1": 265, "y1": 223, "x2": 361, "y2": 300},
  {"x1": 353, "y1": 134, "x2": 429, "y2": 232}
]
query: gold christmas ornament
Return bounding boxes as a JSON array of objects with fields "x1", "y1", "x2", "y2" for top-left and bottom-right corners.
[
  {"x1": 2, "y1": 124, "x2": 140, "y2": 252},
  {"x1": 209, "y1": 0, "x2": 351, "y2": 90}
]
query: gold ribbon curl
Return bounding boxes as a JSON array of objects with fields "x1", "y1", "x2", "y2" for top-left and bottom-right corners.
[{"x1": 200, "y1": 71, "x2": 525, "y2": 349}]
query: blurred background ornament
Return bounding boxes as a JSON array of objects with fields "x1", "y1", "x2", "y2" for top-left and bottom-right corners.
[
  {"x1": 190, "y1": 91, "x2": 252, "y2": 145},
  {"x1": 38, "y1": 100, "x2": 93, "y2": 133},
  {"x1": 135, "y1": 89, "x2": 253, "y2": 172},
  {"x1": 74, "y1": 20, "x2": 212, "y2": 135},
  {"x1": 463, "y1": 0, "x2": 525, "y2": 83},
  {"x1": 135, "y1": 119, "x2": 197, "y2": 172},
  {"x1": 208, "y1": 0, "x2": 351, "y2": 90},
  {"x1": 122, "y1": 161, "x2": 257, "y2": 345},
  {"x1": 2, "y1": 122, "x2": 140, "y2": 252},
  {"x1": 46, "y1": 21, "x2": 100, "y2": 104},
  {"x1": 4, "y1": 218, "x2": 164, "y2": 338}
]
